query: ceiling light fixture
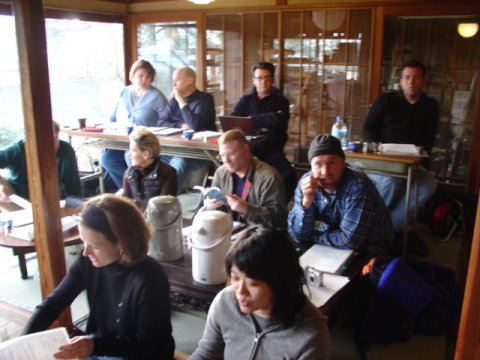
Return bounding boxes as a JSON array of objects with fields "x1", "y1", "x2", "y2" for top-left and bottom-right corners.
[
  {"x1": 189, "y1": 0, "x2": 215, "y2": 4},
  {"x1": 457, "y1": 23, "x2": 479, "y2": 38}
]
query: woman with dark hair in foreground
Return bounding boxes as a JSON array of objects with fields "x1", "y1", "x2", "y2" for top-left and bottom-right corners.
[
  {"x1": 189, "y1": 225, "x2": 330, "y2": 360},
  {"x1": 22, "y1": 194, "x2": 175, "y2": 360}
]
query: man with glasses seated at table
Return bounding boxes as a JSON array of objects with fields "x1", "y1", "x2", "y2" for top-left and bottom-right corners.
[
  {"x1": 231, "y1": 61, "x2": 297, "y2": 203},
  {"x1": 203, "y1": 130, "x2": 287, "y2": 231},
  {"x1": 0, "y1": 120, "x2": 82, "y2": 206},
  {"x1": 158, "y1": 66, "x2": 216, "y2": 192}
]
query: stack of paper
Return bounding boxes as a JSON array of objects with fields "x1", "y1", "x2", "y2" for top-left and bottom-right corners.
[
  {"x1": 378, "y1": 143, "x2": 419, "y2": 155},
  {"x1": 7, "y1": 195, "x2": 33, "y2": 226},
  {"x1": 192, "y1": 131, "x2": 222, "y2": 141},
  {"x1": 148, "y1": 126, "x2": 168, "y2": 133},
  {"x1": 153, "y1": 128, "x2": 183, "y2": 136},
  {"x1": 299, "y1": 244, "x2": 353, "y2": 274},
  {"x1": 9, "y1": 208, "x2": 33, "y2": 227}
]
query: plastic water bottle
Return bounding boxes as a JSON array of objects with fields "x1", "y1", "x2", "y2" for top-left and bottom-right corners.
[{"x1": 331, "y1": 116, "x2": 348, "y2": 149}]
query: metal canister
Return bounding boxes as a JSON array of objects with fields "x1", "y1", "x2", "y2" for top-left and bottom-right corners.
[{"x1": 145, "y1": 195, "x2": 183, "y2": 262}]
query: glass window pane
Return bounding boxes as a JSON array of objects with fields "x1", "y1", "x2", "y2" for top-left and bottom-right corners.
[
  {"x1": 347, "y1": 9, "x2": 372, "y2": 65},
  {"x1": 323, "y1": 10, "x2": 348, "y2": 65},
  {"x1": 137, "y1": 21, "x2": 197, "y2": 97},
  {"x1": 346, "y1": 65, "x2": 370, "y2": 140},
  {"x1": 382, "y1": 15, "x2": 480, "y2": 183},
  {"x1": 206, "y1": 15, "x2": 224, "y2": 115},
  {"x1": 46, "y1": 19, "x2": 125, "y2": 127},
  {"x1": 262, "y1": 12, "x2": 279, "y2": 57},
  {"x1": 0, "y1": 15, "x2": 23, "y2": 148},
  {"x1": 224, "y1": 15, "x2": 242, "y2": 112},
  {"x1": 244, "y1": 13, "x2": 261, "y2": 63}
]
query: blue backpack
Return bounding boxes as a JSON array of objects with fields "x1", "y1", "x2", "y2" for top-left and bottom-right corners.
[{"x1": 356, "y1": 257, "x2": 462, "y2": 346}]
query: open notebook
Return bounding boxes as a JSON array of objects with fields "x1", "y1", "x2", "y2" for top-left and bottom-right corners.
[{"x1": 0, "y1": 327, "x2": 69, "y2": 359}]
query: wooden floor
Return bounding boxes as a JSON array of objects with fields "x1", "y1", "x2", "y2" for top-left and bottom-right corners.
[{"x1": 0, "y1": 300, "x2": 31, "y2": 342}]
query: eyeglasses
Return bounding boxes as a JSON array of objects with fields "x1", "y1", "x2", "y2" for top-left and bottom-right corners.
[
  {"x1": 253, "y1": 76, "x2": 273, "y2": 81},
  {"x1": 215, "y1": 149, "x2": 241, "y2": 163}
]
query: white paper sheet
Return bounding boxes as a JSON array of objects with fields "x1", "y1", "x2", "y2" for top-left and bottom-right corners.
[
  {"x1": 0, "y1": 327, "x2": 69, "y2": 360},
  {"x1": 9, "y1": 195, "x2": 32, "y2": 210},
  {"x1": 299, "y1": 244, "x2": 353, "y2": 274},
  {"x1": 154, "y1": 128, "x2": 184, "y2": 136},
  {"x1": 192, "y1": 131, "x2": 222, "y2": 141},
  {"x1": 148, "y1": 126, "x2": 168, "y2": 133},
  {"x1": 9, "y1": 208, "x2": 33, "y2": 227},
  {"x1": 303, "y1": 274, "x2": 350, "y2": 307},
  {"x1": 378, "y1": 143, "x2": 420, "y2": 155},
  {"x1": 9, "y1": 216, "x2": 78, "y2": 241}
]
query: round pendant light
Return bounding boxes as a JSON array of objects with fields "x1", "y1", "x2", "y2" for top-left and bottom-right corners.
[
  {"x1": 189, "y1": 0, "x2": 215, "y2": 4},
  {"x1": 457, "y1": 23, "x2": 479, "y2": 38}
]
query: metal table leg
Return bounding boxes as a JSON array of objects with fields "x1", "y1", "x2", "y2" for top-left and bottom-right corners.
[{"x1": 402, "y1": 165, "x2": 412, "y2": 259}]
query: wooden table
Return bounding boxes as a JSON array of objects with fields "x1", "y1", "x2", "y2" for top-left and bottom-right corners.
[
  {"x1": 62, "y1": 128, "x2": 222, "y2": 167},
  {"x1": 0, "y1": 208, "x2": 81, "y2": 279},
  {"x1": 63, "y1": 128, "x2": 223, "y2": 194},
  {"x1": 159, "y1": 245, "x2": 225, "y2": 312},
  {"x1": 63, "y1": 128, "x2": 265, "y2": 165},
  {"x1": 63, "y1": 128, "x2": 265, "y2": 194}
]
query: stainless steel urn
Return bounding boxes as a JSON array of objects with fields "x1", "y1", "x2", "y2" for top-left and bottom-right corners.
[{"x1": 145, "y1": 195, "x2": 183, "y2": 262}]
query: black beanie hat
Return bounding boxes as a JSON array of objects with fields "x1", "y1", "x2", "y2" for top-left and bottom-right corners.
[{"x1": 308, "y1": 134, "x2": 345, "y2": 162}]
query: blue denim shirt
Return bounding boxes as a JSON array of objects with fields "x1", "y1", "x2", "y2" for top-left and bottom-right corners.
[{"x1": 288, "y1": 166, "x2": 393, "y2": 257}]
